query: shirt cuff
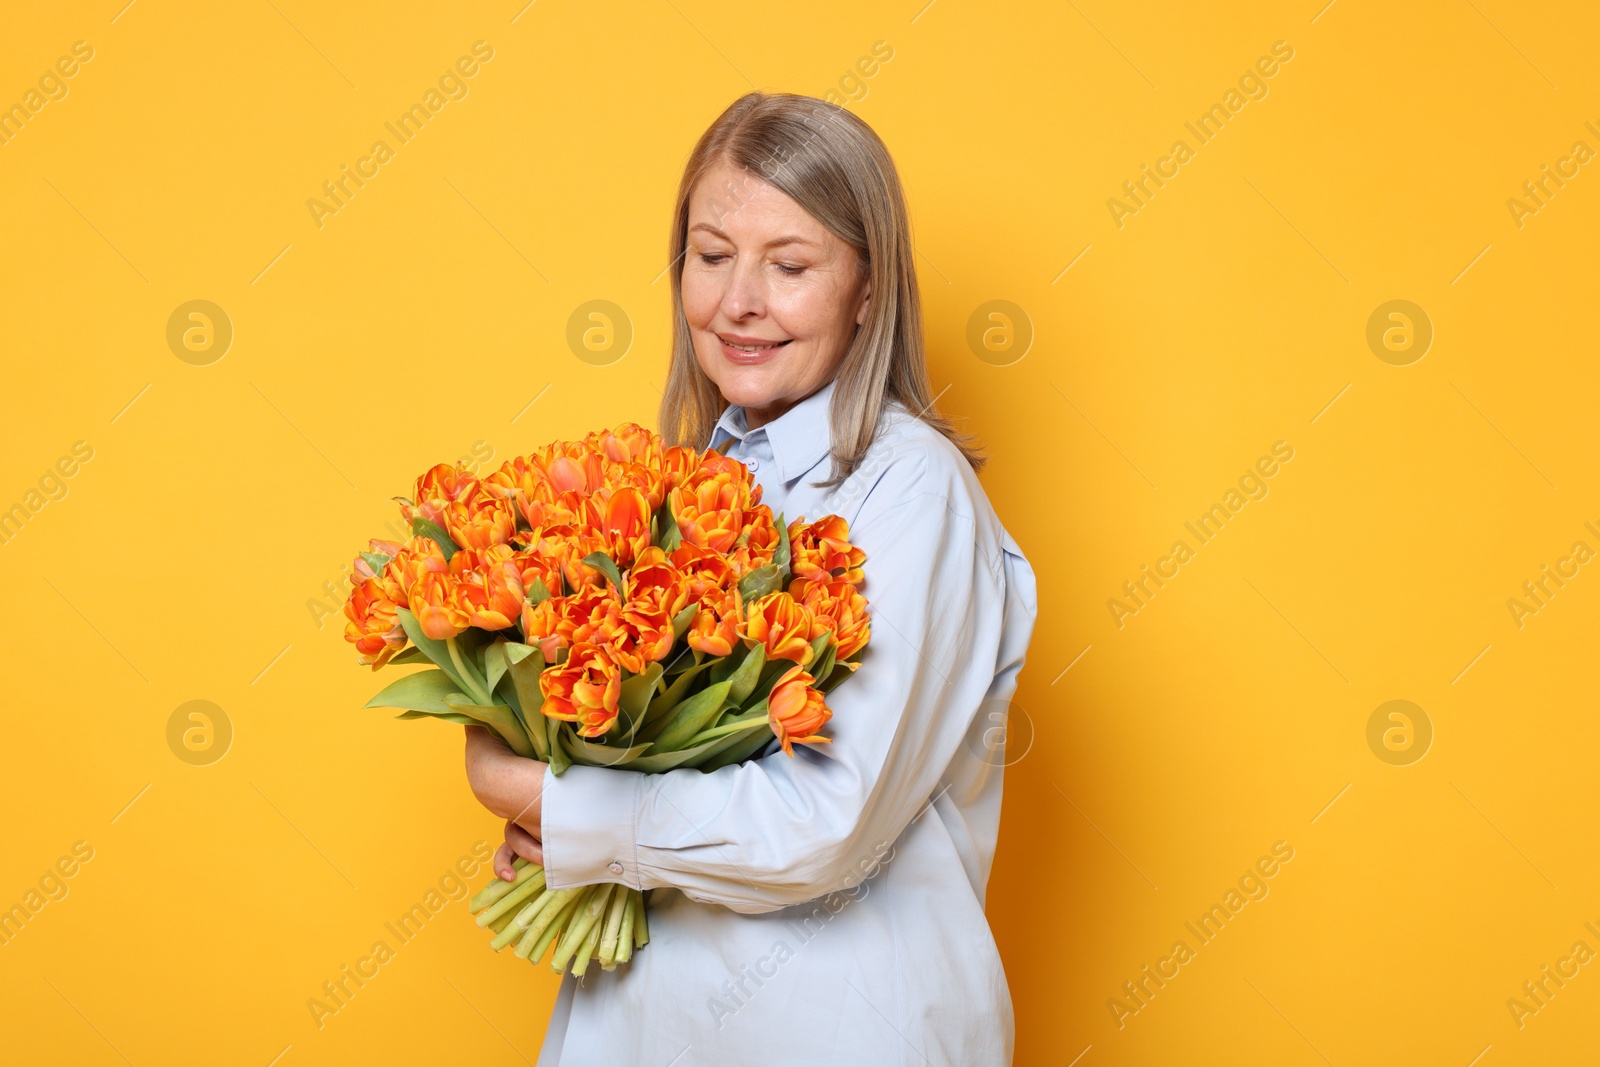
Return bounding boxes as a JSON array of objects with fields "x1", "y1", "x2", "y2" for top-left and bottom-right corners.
[{"x1": 539, "y1": 762, "x2": 644, "y2": 889}]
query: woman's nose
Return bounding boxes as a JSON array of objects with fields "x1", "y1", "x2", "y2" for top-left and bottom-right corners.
[{"x1": 721, "y1": 259, "x2": 766, "y2": 320}]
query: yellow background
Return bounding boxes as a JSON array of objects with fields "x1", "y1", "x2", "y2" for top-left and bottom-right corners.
[{"x1": 2, "y1": 1, "x2": 1596, "y2": 1063}]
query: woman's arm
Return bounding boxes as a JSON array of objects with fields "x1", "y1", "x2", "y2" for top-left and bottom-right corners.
[{"x1": 538, "y1": 485, "x2": 1017, "y2": 913}]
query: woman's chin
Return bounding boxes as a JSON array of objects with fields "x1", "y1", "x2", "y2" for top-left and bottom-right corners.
[{"x1": 711, "y1": 368, "x2": 790, "y2": 409}]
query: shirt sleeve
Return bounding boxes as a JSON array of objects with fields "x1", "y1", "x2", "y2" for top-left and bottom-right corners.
[{"x1": 539, "y1": 474, "x2": 1011, "y2": 914}]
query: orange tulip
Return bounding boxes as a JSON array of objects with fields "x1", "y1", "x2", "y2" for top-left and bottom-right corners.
[
  {"x1": 669, "y1": 543, "x2": 739, "y2": 603},
  {"x1": 600, "y1": 459, "x2": 667, "y2": 511},
  {"x1": 687, "y1": 585, "x2": 742, "y2": 657},
  {"x1": 540, "y1": 642, "x2": 622, "y2": 738},
  {"x1": 403, "y1": 462, "x2": 479, "y2": 530},
  {"x1": 793, "y1": 576, "x2": 871, "y2": 660},
  {"x1": 410, "y1": 569, "x2": 470, "y2": 640},
  {"x1": 672, "y1": 453, "x2": 762, "y2": 554},
  {"x1": 658, "y1": 445, "x2": 703, "y2": 495},
  {"x1": 740, "y1": 592, "x2": 816, "y2": 666},
  {"x1": 343, "y1": 576, "x2": 405, "y2": 668},
  {"x1": 788, "y1": 515, "x2": 865, "y2": 585},
  {"x1": 587, "y1": 422, "x2": 662, "y2": 466},
  {"x1": 522, "y1": 523, "x2": 608, "y2": 591},
  {"x1": 728, "y1": 509, "x2": 780, "y2": 575},
  {"x1": 767, "y1": 664, "x2": 832, "y2": 756},
  {"x1": 509, "y1": 547, "x2": 565, "y2": 603},
  {"x1": 627, "y1": 546, "x2": 693, "y2": 619},
  {"x1": 594, "y1": 486, "x2": 652, "y2": 567},
  {"x1": 394, "y1": 535, "x2": 450, "y2": 606},
  {"x1": 574, "y1": 600, "x2": 675, "y2": 674},
  {"x1": 440, "y1": 486, "x2": 519, "y2": 550},
  {"x1": 522, "y1": 584, "x2": 619, "y2": 662},
  {"x1": 449, "y1": 544, "x2": 523, "y2": 631}
]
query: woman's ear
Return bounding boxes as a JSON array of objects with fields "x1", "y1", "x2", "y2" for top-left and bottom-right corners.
[{"x1": 855, "y1": 279, "x2": 871, "y2": 326}]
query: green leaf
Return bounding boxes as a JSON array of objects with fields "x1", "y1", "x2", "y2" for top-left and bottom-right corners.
[
  {"x1": 442, "y1": 694, "x2": 536, "y2": 758},
  {"x1": 505, "y1": 643, "x2": 549, "y2": 761},
  {"x1": 656, "y1": 503, "x2": 683, "y2": 553},
  {"x1": 647, "y1": 679, "x2": 733, "y2": 751},
  {"x1": 581, "y1": 551, "x2": 624, "y2": 592},
  {"x1": 808, "y1": 635, "x2": 836, "y2": 687},
  {"x1": 562, "y1": 732, "x2": 654, "y2": 768},
  {"x1": 411, "y1": 516, "x2": 459, "y2": 560},
  {"x1": 360, "y1": 550, "x2": 393, "y2": 575},
  {"x1": 393, "y1": 607, "x2": 472, "y2": 695},
  {"x1": 670, "y1": 602, "x2": 698, "y2": 639},
  {"x1": 364, "y1": 668, "x2": 461, "y2": 715},
  {"x1": 646, "y1": 658, "x2": 712, "y2": 719},
  {"x1": 684, "y1": 700, "x2": 770, "y2": 747},
  {"x1": 624, "y1": 733, "x2": 743, "y2": 773},
  {"x1": 525, "y1": 577, "x2": 553, "y2": 607},
  {"x1": 772, "y1": 511, "x2": 791, "y2": 574},
  {"x1": 726, "y1": 644, "x2": 766, "y2": 705},
  {"x1": 546, "y1": 719, "x2": 571, "y2": 776},
  {"x1": 620, "y1": 663, "x2": 664, "y2": 719},
  {"x1": 395, "y1": 709, "x2": 477, "y2": 725},
  {"x1": 484, "y1": 638, "x2": 511, "y2": 694},
  {"x1": 696, "y1": 724, "x2": 779, "y2": 772},
  {"x1": 709, "y1": 642, "x2": 751, "y2": 685},
  {"x1": 737, "y1": 564, "x2": 782, "y2": 603},
  {"x1": 386, "y1": 645, "x2": 427, "y2": 667}
]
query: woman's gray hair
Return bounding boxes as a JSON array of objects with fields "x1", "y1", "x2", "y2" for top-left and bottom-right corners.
[{"x1": 659, "y1": 91, "x2": 984, "y2": 486}]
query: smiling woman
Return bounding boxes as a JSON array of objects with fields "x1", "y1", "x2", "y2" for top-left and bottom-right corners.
[{"x1": 466, "y1": 92, "x2": 1039, "y2": 1067}]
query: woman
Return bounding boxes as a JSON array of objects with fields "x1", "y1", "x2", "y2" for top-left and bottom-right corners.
[{"x1": 464, "y1": 91, "x2": 1038, "y2": 1066}]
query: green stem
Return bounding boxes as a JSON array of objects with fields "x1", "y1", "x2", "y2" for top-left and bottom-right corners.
[
  {"x1": 613, "y1": 893, "x2": 635, "y2": 966},
  {"x1": 447, "y1": 636, "x2": 494, "y2": 705},
  {"x1": 525, "y1": 891, "x2": 585, "y2": 965},
  {"x1": 511, "y1": 887, "x2": 584, "y2": 957},
  {"x1": 597, "y1": 882, "x2": 630, "y2": 968},
  {"x1": 631, "y1": 888, "x2": 649, "y2": 948},
  {"x1": 571, "y1": 908, "x2": 607, "y2": 976},
  {"x1": 469, "y1": 860, "x2": 538, "y2": 913},
  {"x1": 475, "y1": 869, "x2": 547, "y2": 928},
  {"x1": 490, "y1": 894, "x2": 550, "y2": 951},
  {"x1": 552, "y1": 885, "x2": 614, "y2": 973}
]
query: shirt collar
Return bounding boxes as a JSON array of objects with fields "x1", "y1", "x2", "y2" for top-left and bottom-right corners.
[{"x1": 708, "y1": 376, "x2": 836, "y2": 482}]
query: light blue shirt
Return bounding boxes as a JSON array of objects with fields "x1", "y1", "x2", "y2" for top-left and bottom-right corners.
[{"x1": 537, "y1": 376, "x2": 1039, "y2": 1066}]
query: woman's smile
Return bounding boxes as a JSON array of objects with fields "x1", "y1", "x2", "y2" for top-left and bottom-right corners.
[{"x1": 716, "y1": 332, "x2": 793, "y2": 365}]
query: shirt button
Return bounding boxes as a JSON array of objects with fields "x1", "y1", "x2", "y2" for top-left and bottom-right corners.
[
  {"x1": 608, "y1": 861, "x2": 624, "y2": 875},
  {"x1": 744, "y1": 457, "x2": 759, "y2": 472}
]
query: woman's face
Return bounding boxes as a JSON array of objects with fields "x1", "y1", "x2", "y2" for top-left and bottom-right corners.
[{"x1": 681, "y1": 158, "x2": 870, "y2": 430}]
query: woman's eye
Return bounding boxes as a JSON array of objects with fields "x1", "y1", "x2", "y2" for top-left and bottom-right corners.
[
  {"x1": 776, "y1": 263, "x2": 806, "y2": 276},
  {"x1": 697, "y1": 252, "x2": 727, "y2": 265}
]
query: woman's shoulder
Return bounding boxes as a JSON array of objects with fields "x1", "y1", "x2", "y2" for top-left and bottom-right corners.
[{"x1": 843, "y1": 402, "x2": 1000, "y2": 540}]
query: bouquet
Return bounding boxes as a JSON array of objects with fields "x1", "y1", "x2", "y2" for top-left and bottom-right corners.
[{"x1": 341, "y1": 424, "x2": 870, "y2": 977}]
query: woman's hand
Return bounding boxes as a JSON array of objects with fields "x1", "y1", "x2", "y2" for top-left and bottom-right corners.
[
  {"x1": 493, "y1": 820, "x2": 545, "y2": 882},
  {"x1": 463, "y1": 725, "x2": 545, "y2": 877}
]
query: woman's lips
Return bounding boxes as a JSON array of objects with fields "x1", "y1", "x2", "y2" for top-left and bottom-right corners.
[{"x1": 718, "y1": 337, "x2": 792, "y2": 365}]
